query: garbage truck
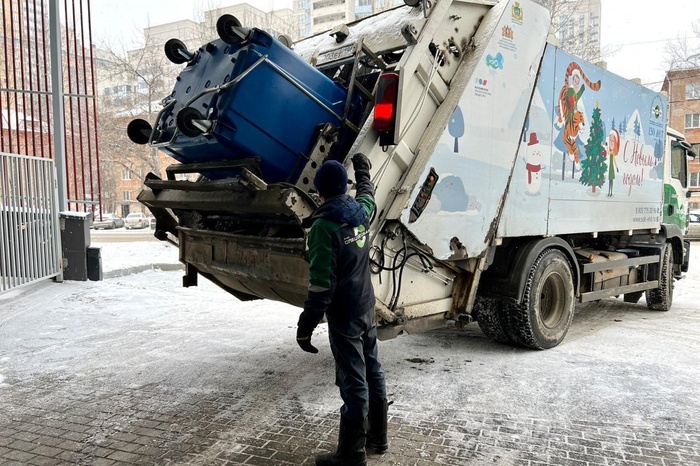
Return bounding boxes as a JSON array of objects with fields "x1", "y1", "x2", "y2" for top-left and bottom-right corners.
[{"x1": 128, "y1": 0, "x2": 696, "y2": 349}]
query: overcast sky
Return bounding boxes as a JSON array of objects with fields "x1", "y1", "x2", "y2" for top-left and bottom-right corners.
[{"x1": 91, "y1": 0, "x2": 700, "y2": 88}]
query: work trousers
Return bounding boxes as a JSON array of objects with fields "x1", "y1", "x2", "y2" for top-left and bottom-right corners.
[{"x1": 328, "y1": 309, "x2": 387, "y2": 424}]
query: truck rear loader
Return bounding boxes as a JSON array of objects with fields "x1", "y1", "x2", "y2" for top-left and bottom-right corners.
[{"x1": 129, "y1": 0, "x2": 696, "y2": 349}]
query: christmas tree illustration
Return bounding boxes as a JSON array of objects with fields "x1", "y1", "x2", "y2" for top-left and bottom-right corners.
[
  {"x1": 579, "y1": 103, "x2": 607, "y2": 193},
  {"x1": 633, "y1": 115, "x2": 641, "y2": 140},
  {"x1": 654, "y1": 138, "x2": 663, "y2": 160}
]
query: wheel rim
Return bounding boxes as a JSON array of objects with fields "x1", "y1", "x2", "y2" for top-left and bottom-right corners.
[{"x1": 540, "y1": 272, "x2": 566, "y2": 328}]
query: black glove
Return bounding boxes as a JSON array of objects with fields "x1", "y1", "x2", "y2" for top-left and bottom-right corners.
[
  {"x1": 296, "y1": 328, "x2": 319, "y2": 354},
  {"x1": 351, "y1": 153, "x2": 372, "y2": 171},
  {"x1": 296, "y1": 313, "x2": 319, "y2": 354}
]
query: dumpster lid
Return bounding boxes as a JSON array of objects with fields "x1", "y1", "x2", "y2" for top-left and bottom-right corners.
[{"x1": 60, "y1": 211, "x2": 93, "y2": 220}]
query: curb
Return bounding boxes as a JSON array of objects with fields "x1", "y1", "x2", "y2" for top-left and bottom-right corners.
[{"x1": 103, "y1": 263, "x2": 184, "y2": 279}]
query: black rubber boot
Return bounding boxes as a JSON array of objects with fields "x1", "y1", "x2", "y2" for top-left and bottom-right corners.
[
  {"x1": 315, "y1": 416, "x2": 367, "y2": 466},
  {"x1": 366, "y1": 398, "x2": 388, "y2": 454}
]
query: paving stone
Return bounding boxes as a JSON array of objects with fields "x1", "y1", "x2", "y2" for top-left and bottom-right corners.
[
  {"x1": 1, "y1": 449, "x2": 37, "y2": 463},
  {"x1": 1, "y1": 319, "x2": 699, "y2": 466}
]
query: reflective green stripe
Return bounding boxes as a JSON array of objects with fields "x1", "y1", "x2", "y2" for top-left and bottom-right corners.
[
  {"x1": 356, "y1": 193, "x2": 375, "y2": 217},
  {"x1": 308, "y1": 219, "x2": 340, "y2": 289}
]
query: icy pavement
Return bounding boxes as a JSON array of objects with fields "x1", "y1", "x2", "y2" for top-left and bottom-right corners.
[{"x1": 0, "y1": 240, "x2": 699, "y2": 465}]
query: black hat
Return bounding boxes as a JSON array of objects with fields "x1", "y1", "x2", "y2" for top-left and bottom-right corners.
[{"x1": 314, "y1": 160, "x2": 348, "y2": 198}]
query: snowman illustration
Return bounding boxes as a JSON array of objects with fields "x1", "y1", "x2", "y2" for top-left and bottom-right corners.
[{"x1": 524, "y1": 132, "x2": 543, "y2": 195}]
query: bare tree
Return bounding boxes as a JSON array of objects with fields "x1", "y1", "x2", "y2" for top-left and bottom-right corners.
[
  {"x1": 661, "y1": 21, "x2": 700, "y2": 151},
  {"x1": 95, "y1": 23, "x2": 185, "y2": 203},
  {"x1": 663, "y1": 20, "x2": 700, "y2": 71}
]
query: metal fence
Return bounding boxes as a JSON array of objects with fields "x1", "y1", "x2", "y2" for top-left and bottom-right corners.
[
  {"x1": 0, "y1": 152, "x2": 62, "y2": 293},
  {"x1": 1, "y1": 0, "x2": 101, "y2": 213}
]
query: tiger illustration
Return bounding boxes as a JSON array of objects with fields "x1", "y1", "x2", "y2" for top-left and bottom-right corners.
[
  {"x1": 557, "y1": 62, "x2": 601, "y2": 128},
  {"x1": 561, "y1": 110, "x2": 586, "y2": 165},
  {"x1": 556, "y1": 62, "x2": 601, "y2": 171}
]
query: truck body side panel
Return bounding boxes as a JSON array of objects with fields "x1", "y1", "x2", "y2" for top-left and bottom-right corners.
[
  {"x1": 399, "y1": 0, "x2": 550, "y2": 260},
  {"x1": 500, "y1": 45, "x2": 668, "y2": 237}
]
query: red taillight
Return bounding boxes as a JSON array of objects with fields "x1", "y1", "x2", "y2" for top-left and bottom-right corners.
[{"x1": 374, "y1": 72, "x2": 399, "y2": 133}]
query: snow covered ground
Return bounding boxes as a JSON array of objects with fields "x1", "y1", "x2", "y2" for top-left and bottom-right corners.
[
  {"x1": 1, "y1": 237, "x2": 699, "y2": 464},
  {"x1": 2, "y1": 237, "x2": 699, "y2": 416},
  {"x1": 96, "y1": 238, "x2": 181, "y2": 277}
]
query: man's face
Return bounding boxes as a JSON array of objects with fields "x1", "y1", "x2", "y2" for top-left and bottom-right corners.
[{"x1": 573, "y1": 74, "x2": 581, "y2": 90}]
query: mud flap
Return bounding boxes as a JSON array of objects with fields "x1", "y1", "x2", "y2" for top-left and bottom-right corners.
[{"x1": 682, "y1": 240, "x2": 690, "y2": 273}]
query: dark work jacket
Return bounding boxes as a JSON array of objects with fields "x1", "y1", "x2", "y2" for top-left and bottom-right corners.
[{"x1": 298, "y1": 168, "x2": 375, "y2": 332}]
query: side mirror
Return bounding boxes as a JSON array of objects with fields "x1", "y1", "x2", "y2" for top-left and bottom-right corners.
[{"x1": 678, "y1": 140, "x2": 697, "y2": 160}]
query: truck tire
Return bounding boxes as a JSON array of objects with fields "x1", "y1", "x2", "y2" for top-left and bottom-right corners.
[
  {"x1": 645, "y1": 245, "x2": 673, "y2": 311},
  {"x1": 473, "y1": 297, "x2": 511, "y2": 343},
  {"x1": 505, "y1": 248, "x2": 575, "y2": 350}
]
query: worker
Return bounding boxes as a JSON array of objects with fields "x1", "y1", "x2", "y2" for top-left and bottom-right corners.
[{"x1": 296, "y1": 153, "x2": 388, "y2": 466}]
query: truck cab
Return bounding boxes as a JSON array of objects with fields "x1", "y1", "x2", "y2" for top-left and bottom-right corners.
[{"x1": 665, "y1": 127, "x2": 697, "y2": 271}]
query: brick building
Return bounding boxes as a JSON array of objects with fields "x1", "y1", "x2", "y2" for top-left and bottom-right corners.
[{"x1": 662, "y1": 68, "x2": 700, "y2": 210}]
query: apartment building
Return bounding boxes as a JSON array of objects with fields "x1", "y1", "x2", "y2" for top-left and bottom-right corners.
[
  {"x1": 302, "y1": 0, "x2": 404, "y2": 37},
  {"x1": 662, "y1": 68, "x2": 700, "y2": 209},
  {"x1": 538, "y1": 0, "x2": 601, "y2": 61},
  {"x1": 0, "y1": 0, "x2": 49, "y2": 156}
]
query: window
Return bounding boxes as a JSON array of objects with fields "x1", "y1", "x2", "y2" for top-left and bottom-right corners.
[
  {"x1": 589, "y1": 13, "x2": 599, "y2": 28},
  {"x1": 685, "y1": 113, "x2": 700, "y2": 129},
  {"x1": 314, "y1": 12, "x2": 346, "y2": 24},
  {"x1": 121, "y1": 169, "x2": 131, "y2": 181},
  {"x1": 123, "y1": 191, "x2": 132, "y2": 201},
  {"x1": 690, "y1": 172, "x2": 700, "y2": 188},
  {"x1": 313, "y1": 0, "x2": 344, "y2": 9},
  {"x1": 686, "y1": 83, "x2": 700, "y2": 100},
  {"x1": 671, "y1": 143, "x2": 687, "y2": 187}
]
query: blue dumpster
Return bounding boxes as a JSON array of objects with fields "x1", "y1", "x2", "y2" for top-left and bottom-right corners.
[{"x1": 153, "y1": 29, "x2": 351, "y2": 184}]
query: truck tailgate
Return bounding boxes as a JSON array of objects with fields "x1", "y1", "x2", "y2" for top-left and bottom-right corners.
[{"x1": 179, "y1": 227, "x2": 308, "y2": 306}]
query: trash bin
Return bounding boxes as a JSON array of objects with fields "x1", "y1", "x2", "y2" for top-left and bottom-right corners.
[
  {"x1": 60, "y1": 211, "x2": 92, "y2": 281},
  {"x1": 87, "y1": 246, "x2": 103, "y2": 281}
]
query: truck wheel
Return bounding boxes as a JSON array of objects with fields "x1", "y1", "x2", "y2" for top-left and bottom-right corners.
[
  {"x1": 506, "y1": 248, "x2": 575, "y2": 349},
  {"x1": 473, "y1": 297, "x2": 511, "y2": 343},
  {"x1": 645, "y1": 245, "x2": 673, "y2": 311}
]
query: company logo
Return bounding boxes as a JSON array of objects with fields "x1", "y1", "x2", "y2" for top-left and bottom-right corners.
[
  {"x1": 485, "y1": 52, "x2": 504, "y2": 70},
  {"x1": 512, "y1": 2, "x2": 524, "y2": 22},
  {"x1": 475, "y1": 77, "x2": 491, "y2": 97},
  {"x1": 649, "y1": 95, "x2": 666, "y2": 131},
  {"x1": 502, "y1": 25, "x2": 514, "y2": 40},
  {"x1": 344, "y1": 225, "x2": 367, "y2": 248}
]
